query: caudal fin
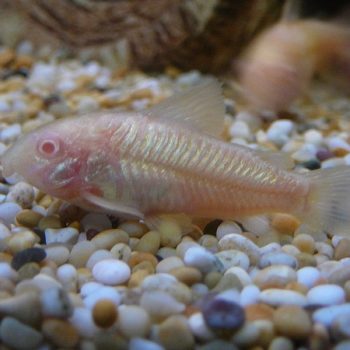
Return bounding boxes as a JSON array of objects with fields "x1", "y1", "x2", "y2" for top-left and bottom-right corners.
[{"x1": 301, "y1": 166, "x2": 350, "y2": 238}]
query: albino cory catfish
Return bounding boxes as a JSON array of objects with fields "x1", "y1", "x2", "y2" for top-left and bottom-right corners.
[{"x1": 2, "y1": 80, "x2": 350, "y2": 235}]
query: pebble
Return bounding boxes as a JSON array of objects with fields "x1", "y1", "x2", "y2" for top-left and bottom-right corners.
[
  {"x1": 212, "y1": 273, "x2": 243, "y2": 292},
  {"x1": 202, "y1": 297, "x2": 245, "y2": 331},
  {"x1": 334, "y1": 238, "x2": 350, "y2": 260},
  {"x1": 268, "y1": 336, "x2": 294, "y2": 350},
  {"x1": 253, "y1": 265, "x2": 297, "y2": 289},
  {"x1": 92, "y1": 299, "x2": 118, "y2": 328},
  {"x1": 135, "y1": 230, "x2": 160, "y2": 254},
  {"x1": 45, "y1": 227, "x2": 79, "y2": 245},
  {"x1": 218, "y1": 233, "x2": 260, "y2": 264},
  {"x1": 307, "y1": 284, "x2": 346, "y2": 306},
  {"x1": 157, "y1": 315, "x2": 195, "y2": 350},
  {"x1": 273, "y1": 305, "x2": 311, "y2": 339},
  {"x1": 83, "y1": 285, "x2": 121, "y2": 309},
  {"x1": 259, "y1": 289, "x2": 307, "y2": 306},
  {"x1": 11, "y1": 247, "x2": 46, "y2": 270},
  {"x1": 118, "y1": 221, "x2": 147, "y2": 238},
  {"x1": 45, "y1": 244, "x2": 70, "y2": 266},
  {"x1": 69, "y1": 241, "x2": 96, "y2": 268},
  {"x1": 271, "y1": 213, "x2": 300, "y2": 235},
  {"x1": 259, "y1": 252, "x2": 297, "y2": 269},
  {"x1": 86, "y1": 249, "x2": 115, "y2": 269},
  {"x1": 312, "y1": 303, "x2": 350, "y2": 327},
  {"x1": 328, "y1": 266, "x2": 350, "y2": 286},
  {"x1": 240, "y1": 215, "x2": 271, "y2": 236},
  {"x1": 129, "y1": 338, "x2": 165, "y2": 350},
  {"x1": 188, "y1": 312, "x2": 215, "y2": 341},
  {"x1": 38, "y1": 215, "x2": 62, "y2": 230},
  {"x1": 169, "y1": 266, "x2": 202, "y2": 286},
  {"x1": 40, "y1": 287, "x2": 73, "y2": 318},
  {"x1": 90, "y1": 228, "x2": 129, "y2": 249},
  {"x1": 184, "y1": 246, "x2": 218, "y2": 273},
  {"x1": 70, "y1": 307, "x2": 99, "y2": 338},
  {"x1": 216, "y1": 221, "x2": 242, "y2": 239},
  {"x1": 225, "y1": 266, "x2": 252, "y2": 286},
  {"x1": 6, "y1": 229, "x2": 40, "y2": 253},
  {"x1": 297, "y1": 266, "x2": 321, "y2": 288},
  {"x1": 42, "y1": 319, "x2": 79, "y2": 348},
  {"x1": 0, "y1": 316, "x2": 43, "y2": 350},
  {"x1": 0, "y1": 262, "x2": 18, "y2": 281},
  {"x1": 92, "y1": 259, "x2": 131, "y2": 285},
  {"x1": 245, "y1": 303, "x2": 274, "y2": 322},
  {"x1": 6, "y1": 182, "x2": 34, "y2": 208},
  {"x1": 266, "y1": 119, "x2": 294, "y2": 146},
  {"x1": 331, "y1": 313, "x2": 350, "y2": 340},
  {"x1": 16, "y1": 209, "x2": 43, "y2": 228},
  {"x1": 128, "y1": 251, "x2": 157, "y2": 268},
  {"x1": 156, "y1": 256, "x2": 184, "y2": 273},
  {"x1": 117, "y1": 305, "x2": 151, "y2": 338},
  {"x1": 140, "y1": 290, "x2": 185, "y2": 318},
  {"x1": 158, "y1": 218, "x2": 183, "y2": 248},
  {"x1": 0, "y1": 202, "x2": 22, "y2": 226},
  {"x1": 334, "y1": 341, "x2": 350, "y2": 350},
  {"x1": 293, "y1": 233, "x2": 315, "y2": 254},
  {"x1": 215, "y1": 250, "x2": 250, "y2": 271},
  {"x1": 17, "y1": 262, "x2": 40, "y2": 281},
  {"x1": 240, "y1": 285, "x2": 260, "y2": 306},
  {"x1": 0, "y1": 222, "x2": 11, "y2": 239}
]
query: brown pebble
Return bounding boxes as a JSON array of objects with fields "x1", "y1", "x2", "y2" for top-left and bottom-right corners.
[
  {"x1": 13, "y1": 55, "x2": 33, "y2": 69},
  {"x1": 92, "y1": 299, "x2": 118, "y2": 328},
  {"x1": 328, "y1": 268, "x2": 350, "y2": 286},
  {"x1": 38, "y1": 194, "x2": 54, "y2": 208},
  {"x1": 42, "y1": 319, "x2": 79, "y2": 348},
  {"x1": 0, "y1": 252, "x2": 13, "y2": 263},
  {"x1": 0, "y1": 48, "x2": 15, "y2": 67},
  {"x1": 17, "y1": 262, "x2": 40, "y2": 281},
  {"x1": 245, "y1": 304, "x2": 275, "y2": 322},
  {"x1": 273, "y1": 305, "x2": 311, "y2": 339},
  {"x1": 128, "y1": 269, "x2": 151, "y2": 288},
  {"x1": 334, "y1": 238, "x2": 350, "y2": 260},
  {"x1": 295, "y1": 252, "x2": 317, "y2": 267},
  {"x1": 285, "y1": 281, "x2": 308, "y2": 294},
  {"x1": 38, "y1": 216, "x2": 62, "y2": 230},
  {"x1": 204, "y1": 271, "x2": 222, "y2": 289},
  {"x1": 292, "y1": 234, "x2": 315, "y2": 254},
  {"x1": 118, "y1": 221, "x2": 148, "y2": 238},
  {"x1": 169, "y1": 266, "x2": 202, "y2": 286},
  {"x1": 16, "y1": 210, "x2": 43, "y2": 228},
  {"x1": 128, "y1": 252, "x2": 158, "y2": 268},
  {"x1": 333, "y1": 147, "x2": 349, "y2": 157},
  {"x1": 157, "y1": 315, "x2": 195, "y2": 350},
  {"x1": 271, "y1": 214, "x2": 300, "y2": 235},
  {"x1": 134, "y1": 230, "x2": 161, "y2": 254},
  {"x1": 132, "y1": 261, "x2": 155, "y2": 274}
]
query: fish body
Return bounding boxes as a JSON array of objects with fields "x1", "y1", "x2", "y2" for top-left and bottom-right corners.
[
  {"x1": 238, "y1": 20, "x2": 350, "y2": 111},
  {"x1": 2, "y1": 80, "x2": 350, "y2": 235}
]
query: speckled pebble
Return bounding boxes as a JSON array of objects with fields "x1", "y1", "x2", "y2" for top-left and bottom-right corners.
[
  {"x1": 92, "y1": 259, "x2": 131, "y2": 285},
  {"x1": 215, "y1": 250, "x2": 249, "y2": 271}
]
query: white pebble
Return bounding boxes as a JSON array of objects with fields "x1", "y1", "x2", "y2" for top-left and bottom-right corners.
[
  {"x1": 92, "y1": 259, "x2": 131, "y2": 285},
  {"x1": 188, "y1": 313, "x2": 215, "y2": 341},
  {"x1": 315, "y1": 242, "x2": 334, "y2": 258},
  {"x1": 156, "y1": 256, "x2": 184, "y2": 274},
  {"x1": 77, "y1": 96, "x2": 99, "y2": 113},
  {"x1": 216, "y1": 289, "x2": 240, "y2": 304},
  {"x1": 86, "y1": 249, "x2": 114, "y2": 270},
  {"x1": 140, "y1": 290, "x2": 185, "y2": 317},
  {"x1": 0, "y1": 202, "x2": 21, "y2": 226},
  {"x1": 266, "y1": 120, "x2": 294, "y2": 146},
  {"x1": 229, "y1": 121, "x2": 251, "y2": 140},
  {"x1": 29, "y1": 63, "x2": 57, "y2": 88},
  {"x1": 141, "y1": 273, "x2": 177, "y2": 290},
  {"x1": 117, "y1": 305, "x2": 151, "y2": 338},
  {"x1": 292, "y1": 143, "x2": 318, "y2": 162},
  {"x1": 259, "y1": 252, "x2": 297, "y2": 268},
  {"x1": 225, "y1": 266, "x2": 252, "y2": 286},
  {"x1": 45, "y1": 227, "x2": 79, "y2": 245},
  {"x1": 240, "y1": 285, "x2": 260, "y2": 306},
  {"x1": 239, "y1": 215, "x2": 270, "y2": 235},
  {"x1": 304, "y1": 129, "x2": 323, "y2": 145},
  {"x1": 321, "y1": 158, "x2": 345, "y2": 169},
  {"x1": 41, "y1": 287, "x2": 73, "y2": 318},
  {"x1": 129, "y1": 338, "x2": 165, "y2": 350},
  {"x1": 313, "y1": 304, "x2": 350, "y2": 327},
  {"x1": 216, "y1": 221, "x2": 242, "y2": 239},
  {"x1": 259, "y1": 289, "x2": 307, "y2": 306},
  {"x1": 297, "y1": 266, "x2": 321, "y2": 288},
  {"x1": 0, "y1": 222, "x2": 11, "y2": 239},
  {"x1": 184, "y1": 246, "x2": 217, "y2": 273},
  {"x1": 83, "y1": 286, "x2": 121, "y2": 309},
  {"x1": 0, "y1": 98, "x2": 11, "y2": 113},
  {"x1": 45, "y1": 244, "x2": 70, "y2": 266},
  {"x1": 307, "y1": 284, "x2": 345, "y2": 306},
  {"x1": 327, "y1": 136, "x2": 350, "y2": 151},
  {"x1": 215, "y1": 250, "x2": 250, "y2": 271},
  {"x1": 260, "y1": 242, "x2": 282, "y2": 255},
  {"x1": 70, "y1": 307, "x2": 99, "y2": 338},
  {"x1": 0, "y1": 262, "x2": 17, "y2": 281},
  {"x1": 56, "y1": 264, "x2": 77, "y2": 285},
  {"x1": 0, "y1": 124, "x2": 21, "y2": 143}
]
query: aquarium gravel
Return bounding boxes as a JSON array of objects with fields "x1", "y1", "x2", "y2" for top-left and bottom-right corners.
[{"x1": 0, "y1": 43, "x2": 350, "y2": 350}]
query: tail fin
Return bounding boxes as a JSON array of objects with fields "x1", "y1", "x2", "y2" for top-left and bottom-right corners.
[{"x1": 301, "y1": 166, "x2": 350, "y2": 238}]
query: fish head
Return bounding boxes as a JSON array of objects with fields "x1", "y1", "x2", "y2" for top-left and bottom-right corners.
[{"x1": 2, "y1": 119, "x2": 87, "y2": 199}]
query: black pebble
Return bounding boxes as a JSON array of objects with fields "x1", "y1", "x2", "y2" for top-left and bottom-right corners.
[
  {"x1": 300, "y1": 159, "x2": 321, "y2": 170},
  {"x1": 11, "y1": 247, "x2": 47, "y2": 270},
  {"x1": 202, "y1": 298, "x2": 245, "y2": 331},
  {"x1": 203, "y1": 219, "x2": 223, "y2": 236}
]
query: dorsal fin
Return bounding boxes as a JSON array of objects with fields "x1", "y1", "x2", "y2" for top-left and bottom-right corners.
[{"x1": 147, "y1": 78, "x2": 225, "y2": 138}]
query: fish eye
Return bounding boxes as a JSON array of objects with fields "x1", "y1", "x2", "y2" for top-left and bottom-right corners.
[{"x1": 37, "y1": 137, "x2": 62, "y2": 158}]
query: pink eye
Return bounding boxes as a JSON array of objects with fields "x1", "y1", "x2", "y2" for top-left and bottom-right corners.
[{"x1": 37, "y1": 137, "x2": 62, "y2": 158}]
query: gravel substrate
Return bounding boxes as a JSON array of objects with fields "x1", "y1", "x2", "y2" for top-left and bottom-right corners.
[{"x1": 0, "y1": 43, "x2": 350, "y2": 350}]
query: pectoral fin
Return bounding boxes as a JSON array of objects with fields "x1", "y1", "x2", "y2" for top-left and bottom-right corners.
[{"x1": 83, "y1": 192, "x2": 144, "y2": 219}]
